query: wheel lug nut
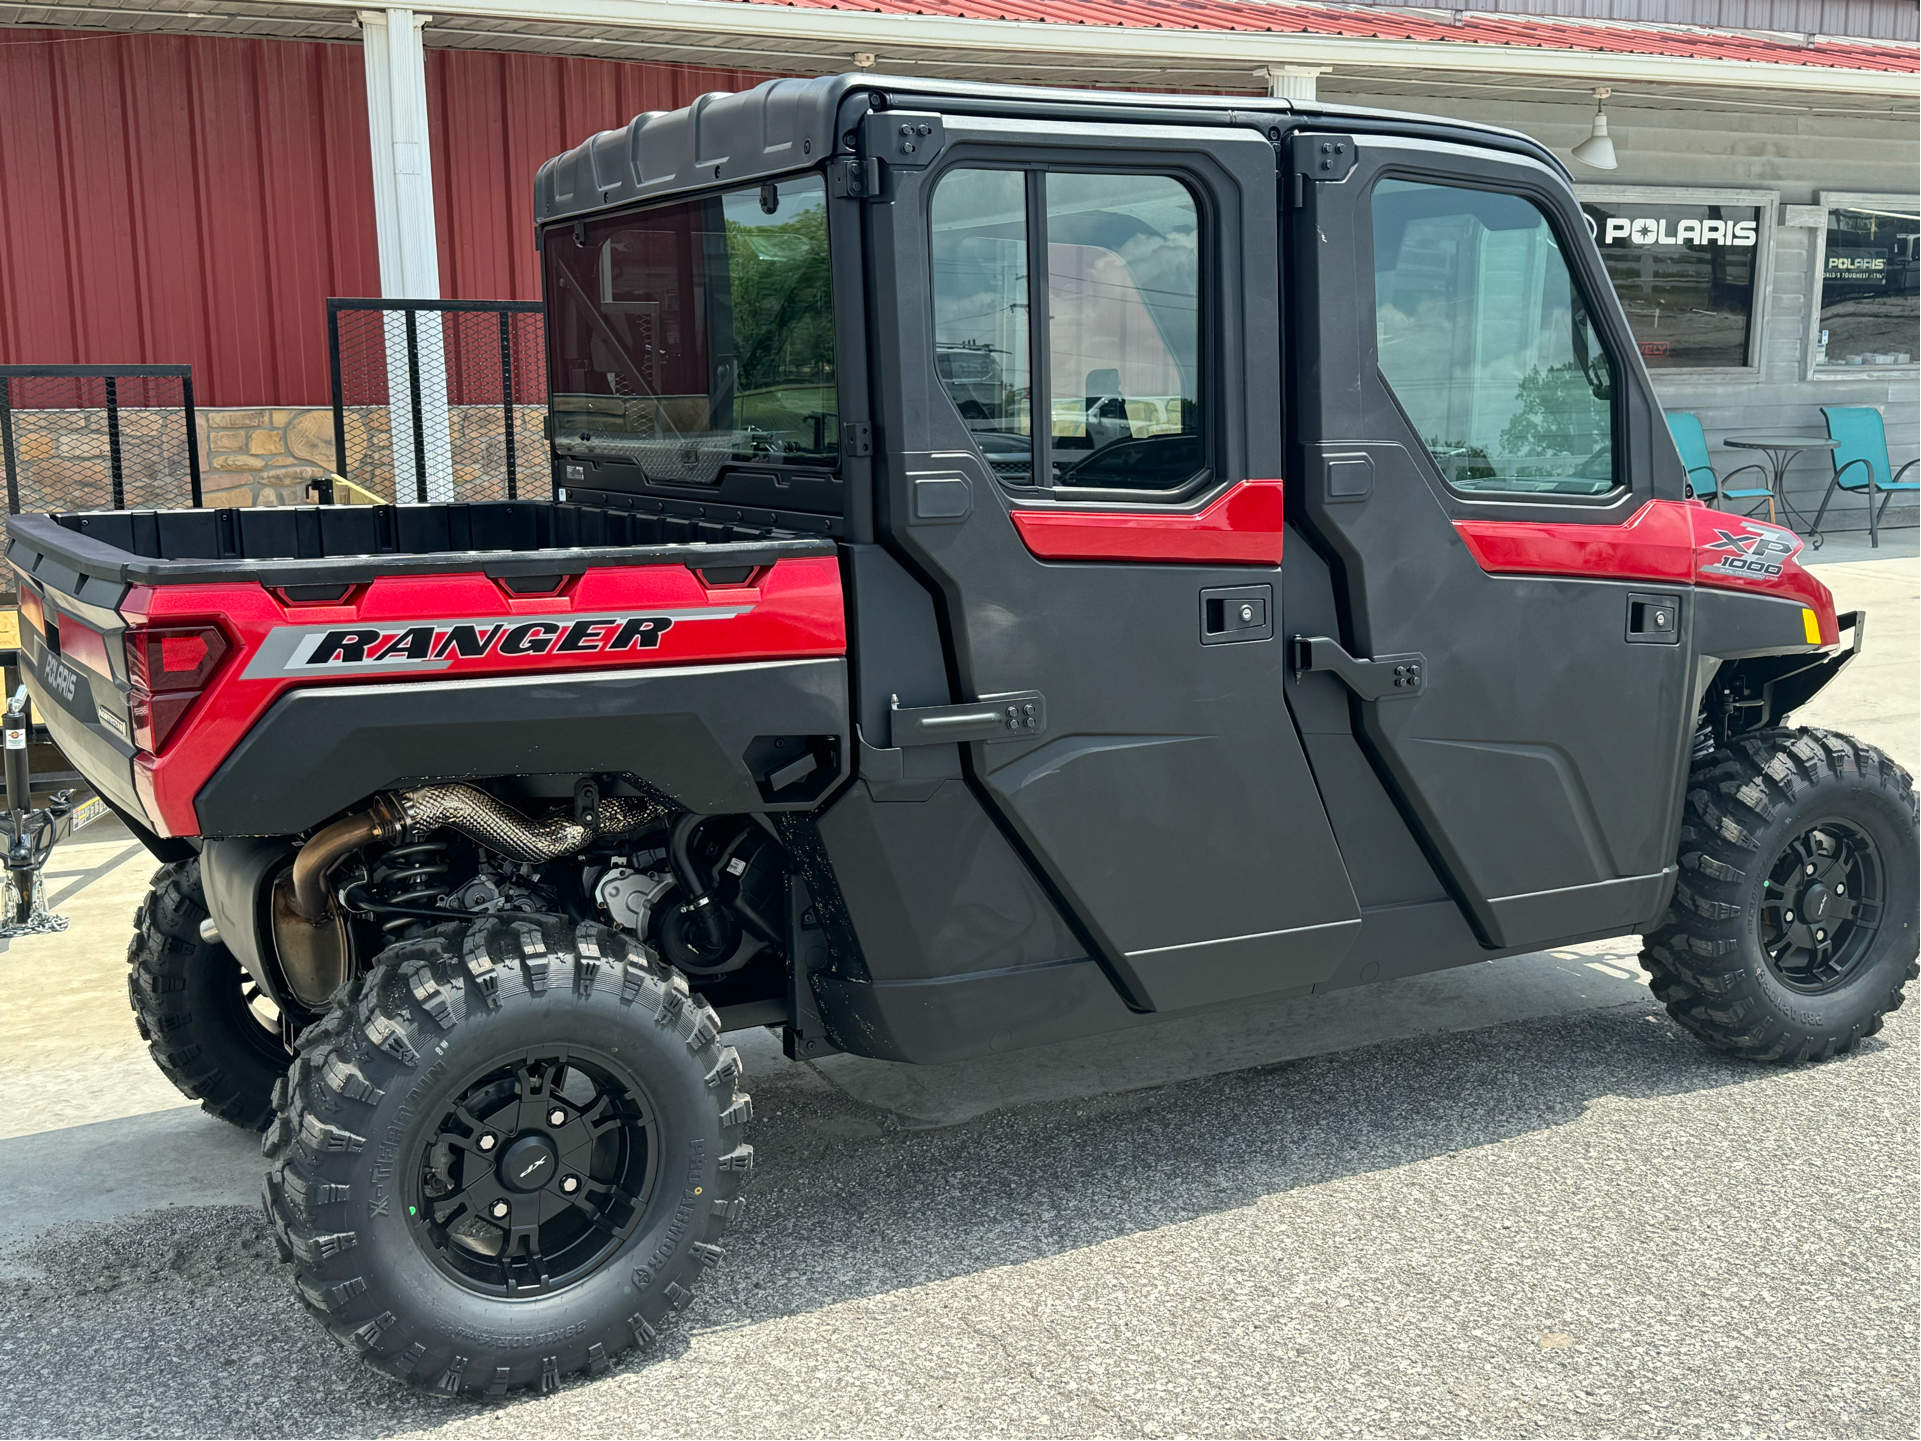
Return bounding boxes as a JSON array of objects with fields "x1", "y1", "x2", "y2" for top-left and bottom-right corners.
[
  {"x1": 490, "y1": 1200, "x2": 510, "y2": 1219},
  {"x1": 478, "y1": 1133, "x2": 498, "y2": 1152},
  {"x1": 1836, "y1": 885, "x2": 1845, "y2": 896},
  {"x1": 548, "y1": 1108, "x2": 567, "y2": 1127},
  {"x1": 561, "y1": 1175, "x2": 580, "y2": 1194},
  {"x1": 1806, "y1": 863, "x2": 1817, "y2": 876},
  {"x1": 1784, "y1": 911, "x2": 1794, "y2": 923},
  {"x1": 1816, "y1": 930, "x2": 1827, "y2": 943}
]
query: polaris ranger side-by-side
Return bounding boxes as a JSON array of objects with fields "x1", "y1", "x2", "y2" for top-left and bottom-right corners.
[{"x1": 11, "y1": 76, "x2": 1916, "y2": 1395}]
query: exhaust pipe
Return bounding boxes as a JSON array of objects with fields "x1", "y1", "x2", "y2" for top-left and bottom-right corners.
[
  {"x1": 387, "y1": 784, "x2": 668, "y2": 865},
  {"x1": 273, "y1": 781, "x2": 670, "y2": 1008},
  {"x1": 285, "y1": 782, "x2": 669, "y2": 924},
  {"x1": 290, "y1": 802, "x2": 401, "y2": 923}
]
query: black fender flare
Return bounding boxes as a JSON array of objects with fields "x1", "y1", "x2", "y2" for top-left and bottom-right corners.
[{"x1": 193, "y1": 658, "x2": 849, "y2": 838}]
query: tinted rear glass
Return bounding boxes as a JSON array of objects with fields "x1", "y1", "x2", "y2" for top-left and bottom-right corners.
[{"x1": 544, "y1": 176, "x2": 837, "y2": 482}]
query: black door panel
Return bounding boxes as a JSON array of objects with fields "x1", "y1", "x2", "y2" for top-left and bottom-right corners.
[
  {"x1": 1288, "y1": 135, "x2": 1691, "y2": 951},
  {"x1": 862, "y1": 120, "x2": 1362, "y2": 1010},
  {"x1": 894, "y1": 447, "x2": 1362, "y2": 1007}
]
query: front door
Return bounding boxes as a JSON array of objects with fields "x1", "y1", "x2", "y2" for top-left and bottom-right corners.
[
  {"x1": 861, "y1": 113, "x2": 1359, "y2": 1011},
  {"x1": 1286, "y1": 132, "x2": 1694, "y2": 950}
]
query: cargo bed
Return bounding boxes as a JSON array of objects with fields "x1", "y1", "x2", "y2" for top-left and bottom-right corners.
[
  {"x1": 6, "y1": 497, "x2": 846, "y2": 844},
  {"x1": 7, "y1": 497, "x2": 835, "y2": 600}
]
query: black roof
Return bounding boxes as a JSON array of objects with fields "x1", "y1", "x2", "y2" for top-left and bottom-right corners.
[{"x1": 532, "y1": 72, "x2": 1567, "y2": 227}]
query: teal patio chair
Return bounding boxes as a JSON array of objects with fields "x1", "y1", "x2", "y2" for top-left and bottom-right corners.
[
  {"x1": 1664, "y1": 412, "x2": 1772, "y2": 515},
  {"x1": 1813, "y1": 406, "x2": 1919, "y2": 550}
]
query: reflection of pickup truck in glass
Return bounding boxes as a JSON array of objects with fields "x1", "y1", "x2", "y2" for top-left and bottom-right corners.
[{"x1": 934, "y1": 345, "x2": 1008, "y2": 418}]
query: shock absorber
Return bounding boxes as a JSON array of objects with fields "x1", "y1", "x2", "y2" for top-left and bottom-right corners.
[{"x1": 368, "y1": 839, "x2": 456, "y2": 936}]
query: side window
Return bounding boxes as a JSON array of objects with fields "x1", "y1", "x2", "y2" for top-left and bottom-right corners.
[
  {"x1": 930, "y1": 167, "x2": 1205, "y2": 495},
  {"x1": 931, "y1": 169, "x2": 1033, "y2": 484},
  {"x1": 1045, "y1": 174, "x2": 1202, "y2": 490},
  {"x1": 1372, "y1": 178, "x2": 1617, "y2": 498}
]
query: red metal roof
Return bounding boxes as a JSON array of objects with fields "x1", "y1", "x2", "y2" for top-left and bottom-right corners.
[{"x1": 730, "y1": 0, "x2": 1919, "y2": 73}]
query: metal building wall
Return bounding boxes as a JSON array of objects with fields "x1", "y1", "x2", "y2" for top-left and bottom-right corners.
[
  {"x1": 0, "y1": 29, "x2": 380, "y2": 408},
  {"x1": 428, "y1": 49, "x2": 775, "y2": 304},
  {"x1": 0, "y1": 30, "x2": 768, "y2": 406}
]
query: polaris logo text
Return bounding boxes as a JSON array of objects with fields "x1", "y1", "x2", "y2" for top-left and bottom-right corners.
[{"x1": 238, "y1": 605, "x2": 754, "y2": 679}]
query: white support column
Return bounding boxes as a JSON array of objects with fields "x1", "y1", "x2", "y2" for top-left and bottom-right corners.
[
  {"x1": 360, "y1": 7, "x2": 453, "y2": 503},
  {"x1": 1259, "y1": 65, "x2": 1331, "y2": 102}
]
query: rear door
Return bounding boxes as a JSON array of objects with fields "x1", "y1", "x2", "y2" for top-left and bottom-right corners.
[
  {"x1": 860, "y1": 112, "x2": 1359, "y2": 1011},
  {"x1": 1286, "y1": 132, "x2": 1693, "y2": 950}
]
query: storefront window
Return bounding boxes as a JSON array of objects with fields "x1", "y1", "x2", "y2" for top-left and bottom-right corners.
[
  {"x1": 1815, "y1": 204, "x2": 1920, "y2": 369},
  {"x1": 1581, "y1": 201, "x2": 1759, "y2": 369}
]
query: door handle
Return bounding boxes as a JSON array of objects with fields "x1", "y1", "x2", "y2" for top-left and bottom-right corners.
[
  {"x1": 890, "y1": 691, "x2": 1046, "y2": 746},
  {"x1": 1290, "y1": 635, "x2": 1426, "y2": 700}
]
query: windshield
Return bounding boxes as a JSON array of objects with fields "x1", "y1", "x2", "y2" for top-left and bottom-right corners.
[{"x1": 544, "y1": 175, "x2": 837, "y2": 482}]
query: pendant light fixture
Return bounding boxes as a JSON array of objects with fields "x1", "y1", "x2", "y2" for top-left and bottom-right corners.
[{"x1": 1572, "y1": 87, "x2": 1619, "y2": 170}]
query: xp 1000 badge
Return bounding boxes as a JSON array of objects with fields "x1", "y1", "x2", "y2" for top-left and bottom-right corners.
[
  {"x1": 1700, "y1": 519, "x2": 1801, "y2": 580},
  {"x1": 237, "y1": 605, "x2": 752, "y2": 680}
]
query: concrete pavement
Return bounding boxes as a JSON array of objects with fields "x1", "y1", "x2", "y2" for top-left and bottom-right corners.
[{"x1": 0, "y1": 550, "x2": 1913, "y2": 1437}]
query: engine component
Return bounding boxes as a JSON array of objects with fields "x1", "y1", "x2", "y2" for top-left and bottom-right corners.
[
  {"x1": 595, "y1": 866, "x2": 676, "y2": 936},
  {"x1": 287, "y1": 782, "x2": 669, "y2": 926},
  {"x1": 660, "y1": 891, "x2": 744, "y2": 972},
  {"x1": 666, "y1": 812, "x2": 736, "y2": 962},
  {"x1": 280, "y1": 782, "x2": 669, "y2": 997}
]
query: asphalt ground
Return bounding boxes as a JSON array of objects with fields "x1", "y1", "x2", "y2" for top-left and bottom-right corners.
[{"x1": 0, "y1": 548, "x2": 1914, "y2": 1439}]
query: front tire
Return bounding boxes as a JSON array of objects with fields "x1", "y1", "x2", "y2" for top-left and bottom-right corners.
[
  {"x1": 127, "y1": 859, "x2": 289, "y2": 1129},
  {"x1": 1642, "y1": 728, "x2": 1919, "y2": 1062},
  {"x1": 263, "y1": 915, "x2": 752, "y2": 1395}
]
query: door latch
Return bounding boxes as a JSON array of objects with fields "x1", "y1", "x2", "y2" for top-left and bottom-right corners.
[
  {"x1": 1201, "y1": 584, "x2": 1272, "y2": 645},
  {"x1": 890, "y1": 691, "x2": 1046, "y2": 747},
  {"x1": 1290, "y1": 635, "x2": 1426, "y2": 700},
  {"x1": 1625, "y1": 592, "x2": 1681, "y2": 645}
]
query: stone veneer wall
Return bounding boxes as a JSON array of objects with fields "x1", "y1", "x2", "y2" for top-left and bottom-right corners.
[
  {"x1": 198, "y1": 408, "x2": 340, "y2": 505},
  {"x1": 4, "y1": 405, "x2": 549, "y2": 512}
]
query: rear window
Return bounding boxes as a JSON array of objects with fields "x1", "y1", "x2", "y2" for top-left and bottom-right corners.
[{"x1": 544, "y1": 176, "x2": 837, "y2": 482}]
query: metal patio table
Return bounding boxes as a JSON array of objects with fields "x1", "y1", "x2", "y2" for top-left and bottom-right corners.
[{"x1": 1722, "y1": 434, "x2": 1840, "y2": 533}]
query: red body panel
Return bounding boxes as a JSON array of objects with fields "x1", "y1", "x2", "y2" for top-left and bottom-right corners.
[
  {"x1": 1009, "y1": 478, "x2": 1285, "y2": 565},
  {"x1": 121, "y1": 556, "x2": 845, "y2": 837},
  {"x1": 1454, "y1": 499, "x2": 1838, "y2": 644}
]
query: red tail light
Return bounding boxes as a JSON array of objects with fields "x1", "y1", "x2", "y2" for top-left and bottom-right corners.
[
  {"x1": 57, "y1": 615, "x2": 114, "y2": 677},
  {"x1": 124, "y1": 624, "x2": 229, "y2": 753},
  {"x1": 17, "y1": 585, "x2": 45, "y2": 637}
]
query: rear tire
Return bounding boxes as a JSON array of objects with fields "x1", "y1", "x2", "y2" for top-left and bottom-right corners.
[
  {"x1": 127, "y1": 858, "x2": 289, "y2": 1129},
  {"x1": 262, "y1": 915, "x2": 752, "y2": 1395},
  {"x1": 1641, "y1": 727, "x2": 1919, "y2": 1063}
]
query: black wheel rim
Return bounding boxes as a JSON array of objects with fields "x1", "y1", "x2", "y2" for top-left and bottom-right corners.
[
  {"x1": 411, "y1": 1050, "x2": 658, "y2": 1297},
  {"x1": 1760, "y1": 818, "x2": 1885, "y2": 993}
]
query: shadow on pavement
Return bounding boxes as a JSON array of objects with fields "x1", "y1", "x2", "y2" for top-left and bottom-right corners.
[{"x1": 0, "y1": 992, "x2": 1866, "y2": 1440}]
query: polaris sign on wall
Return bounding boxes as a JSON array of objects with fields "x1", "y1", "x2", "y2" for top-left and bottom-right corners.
[
  {"x1": 1584, "y1": 213, "x2": 1759, "y2": 247},
  {"x1": 1580, "y1": 201, "x2": 1763, "y2": 369}
]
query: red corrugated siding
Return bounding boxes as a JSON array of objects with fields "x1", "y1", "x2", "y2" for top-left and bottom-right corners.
[
  {"x1": 0, "y1": 31, "x2": 769, "y2": 405},
  {"x1": 0, "y1": 29, "x2": 380, "y2": 407},
  {"x1": 428, "y1": 50, "x2": 776, "y2": 304}
]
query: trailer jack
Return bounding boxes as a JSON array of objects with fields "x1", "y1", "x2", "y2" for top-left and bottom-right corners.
[{"x1": 0, "y1": 685, "x2": 84, "y2": 938}]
